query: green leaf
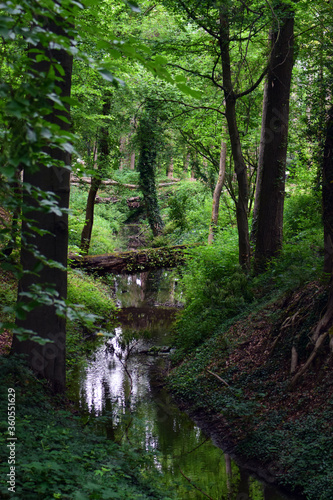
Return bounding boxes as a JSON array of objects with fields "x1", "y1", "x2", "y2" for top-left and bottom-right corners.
[
  {"x1": 175, "y1": 74, "x2": 187, "y2": 83},
  {"x1": 154, "y1": 55, "x2": 168, "y2": 65},
  {"x1": 56, "y1": 115, "x2": 71, "y2": 124},
  {"x1": 176, "y1": 83, "x2": 202, "y2": 99},
  {"x1": 98, "y1": 69, "x2": 115, "y2": 83},
  {"x1": 26, "y1": 128, "x2": 37, "y2": 143},
  {"x1": 61, "y1": 142, "x2": 75, "y2": 153},
  {"x1": 47, "y1": 93, "x2": 64, "y2": 107}
]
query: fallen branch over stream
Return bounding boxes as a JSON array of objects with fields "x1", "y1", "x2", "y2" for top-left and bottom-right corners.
[
  {"x1": 69, "y1": 244, "x2": 198, "y2": 274},
  {"x1": 71, "y1": 176, "x2": 181, "y2": 189}
]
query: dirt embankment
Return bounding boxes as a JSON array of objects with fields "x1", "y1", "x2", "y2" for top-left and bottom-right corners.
[{"x1": 168, "y1": 281, "x2": 333, "y2": 499}]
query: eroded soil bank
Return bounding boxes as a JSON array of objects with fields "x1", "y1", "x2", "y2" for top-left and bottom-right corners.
[{"x1": 167, "y1": 281, "x2": 333, "y2": 500}]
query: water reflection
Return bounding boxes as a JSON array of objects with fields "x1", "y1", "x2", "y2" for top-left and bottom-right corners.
[{"x1": 68, "y1": 270, "x2": 297, "y2": 500}]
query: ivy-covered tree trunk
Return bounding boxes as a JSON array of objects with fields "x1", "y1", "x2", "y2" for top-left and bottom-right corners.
[
  {"x1": 137, "y1": 101, "x2": 164, "y2": 237},
  {"x1": 254, "y1": 7, "x2": 294, "y2": 272},
  {"x1": 11, "y1": 17, "x2": 73, "y2": 393},
  {"x1": 80, "y1": 97, "x2": 111, "y2": 255}
]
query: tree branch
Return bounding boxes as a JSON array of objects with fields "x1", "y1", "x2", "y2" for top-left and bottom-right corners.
[
  {"x1": 176, "y1": 0, "x2": 219, "y2": 39},
  {"x1": 160, "y1": 98, "x2": 225, "y2": 117},
  {"x1": 167, "y1": 62, "x2": 214, "y2": 82},
  {"x1": 235, "y1": 64, "x2": 269, "y2": 99}
]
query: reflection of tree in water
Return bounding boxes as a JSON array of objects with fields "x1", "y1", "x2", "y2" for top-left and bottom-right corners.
[
  {"x1": 101, "y1": 377, "x2": 115, "y2": 441},
  {"x1": 117, "y1": 306, "x2": 177, "y2": 333},
  {"x1": 116, "y1": 269, "x2": 182, "y2": 309},
  {"x1": 141, "y1": 269, "x2": 163, "y2": 303}
]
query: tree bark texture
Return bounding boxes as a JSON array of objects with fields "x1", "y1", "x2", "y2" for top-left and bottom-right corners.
[
  {"x1": 254, "y1": 8, "x2": 294, "y2": 272},
  {"x1": 12, "y1": 18, "x2": 73, "y2": 393}
]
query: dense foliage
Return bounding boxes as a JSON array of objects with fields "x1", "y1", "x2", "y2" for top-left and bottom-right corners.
[{"x1": 0, "y1": 0, "x2": 333, "y2": 498}]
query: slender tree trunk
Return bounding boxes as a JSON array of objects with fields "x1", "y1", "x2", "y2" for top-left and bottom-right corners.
[
  {"x1": 219, "y1": 12, "x2": 250, "y2": 270},
  {"x1": 254, "y1": 7, "x2": 294, "y2": 272},
  {"x1": 184, "y1": 152, "x2": 190, "y2": 176},
  {"x1": 80, "y1": 97, "x2": 111, "y2": 255},
  {"x1": 167, "y1": 157, "x2": 174, "y2": 179},
  {"x1": 208, "y1": 136, "x2": 226, "y2": 244},
  {"x1": 130, "y1": 151, "x2": 135, "y2": 170},
  {"x1": 11, "y1": 18, "x2": 73, "y2": 393},
  {"x1": 119, "y1": 136, "x2": 126, "y2": 170},
  {"x1": 250, "y1": 77, "x2": 269, "y2": 246},
  {"x1": 80, "y1": 177, "x2": 101, "y2": 254}
]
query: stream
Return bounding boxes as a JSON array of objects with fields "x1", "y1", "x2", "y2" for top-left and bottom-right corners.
[{"x1": 68, "y1": 269, "x2": 299, "y2": 500}]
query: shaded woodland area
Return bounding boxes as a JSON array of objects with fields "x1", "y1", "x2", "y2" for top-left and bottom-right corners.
[{"x1": 0, "y1": 0, "x2": 333, "y2": 498}]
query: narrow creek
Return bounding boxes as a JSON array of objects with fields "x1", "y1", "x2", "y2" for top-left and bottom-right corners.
[{"x1": 68, "y1": 269, "x2": 299, "y2": 500}]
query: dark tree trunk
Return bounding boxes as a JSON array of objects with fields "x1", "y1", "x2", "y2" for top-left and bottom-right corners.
[
  {"x1": 290, "y1": 101, "x2": 333, "y2": 388},
  {"x1": 3, "y1": 167, "x2": 22, "y2": 257},
  {"x1": 11, "y1": 17, "x2": 73, "y2": 393},
  {"x1": 80, "y1": 97, "x2": 111, "y2": 255},
  {"x1": 254, "y1": 8, "x2": 294, "y2": 272},
  {"x1": 219, "y1": 11, "x2": 250, "y2": 270},
  {"x1": 80, "y1": 177, "x2": 102, "y2": 254},
  {"x1": 323, "y1": 107, "x2": 333, "y2": 275}
]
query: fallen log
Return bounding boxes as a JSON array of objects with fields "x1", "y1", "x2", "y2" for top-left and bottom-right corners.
[
  {"x1": 95, "y1": 196, "x2": 120, "y2": 204},
  {"x1": 69, "y1": 244, "x2": 197, "y2": 274},
  {"x1": 94, "y1": 195, "x2": 142, "y2": 208},
  {"x1": 71, "y1": 176, "x2": 181, "y2": 189}
]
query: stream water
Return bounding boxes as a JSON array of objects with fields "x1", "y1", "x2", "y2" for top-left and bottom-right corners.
[{"x1": 68, "y1": 270, "x2": 299, "y2": 500}]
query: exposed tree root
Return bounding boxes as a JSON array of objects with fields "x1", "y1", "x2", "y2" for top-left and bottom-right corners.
[
  {"x1": 178, "y1": 468, "x2": 216, "y2": 500},
  {"x1": 207, "y1": 369, "x2": 231, "y2": 389},
  {"x1": 290, "y1": 290, "x2": 333, "y2": 388}
]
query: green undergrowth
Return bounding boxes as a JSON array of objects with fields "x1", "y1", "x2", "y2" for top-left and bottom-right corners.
[
  {"x1": 159, "y1": 180, "x2": 233, "y2": 245},
  {"x1": 0, "y1": 356, "x2": 174, "y2": 500},
  {"x1": 168, "y1": 283, "x2": 333, "y2": 499},
  {"x1": 172, "y1": 190, "x2": 323, "y2": 358},
  {"x1": 0, "y1": 268, "x2": 17, "y2": 326},
  {"x1": 66, "y1": 269, "x2": 118, "y2": 368},
  {"x1": 167, "y1": 190, "x2": 332, "y2": 498},
  {"x1": 69, "y1": 186, "x2": 129, "y2": 254},
  {"x1": 0, "y1": 266, "x2": 118, "y2": 368}
]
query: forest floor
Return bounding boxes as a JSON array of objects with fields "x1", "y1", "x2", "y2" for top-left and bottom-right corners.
[{"x1": 168, "y1": 280, "x2": 333, "y2": 500}]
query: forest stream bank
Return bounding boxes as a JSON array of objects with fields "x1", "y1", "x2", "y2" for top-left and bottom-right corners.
[
  {"x1": 1, "y1": 270, "x2": 333, "y2": 499},
  {"x1": 167, "y1": 280, "x2": 333, "y2": 500}
]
